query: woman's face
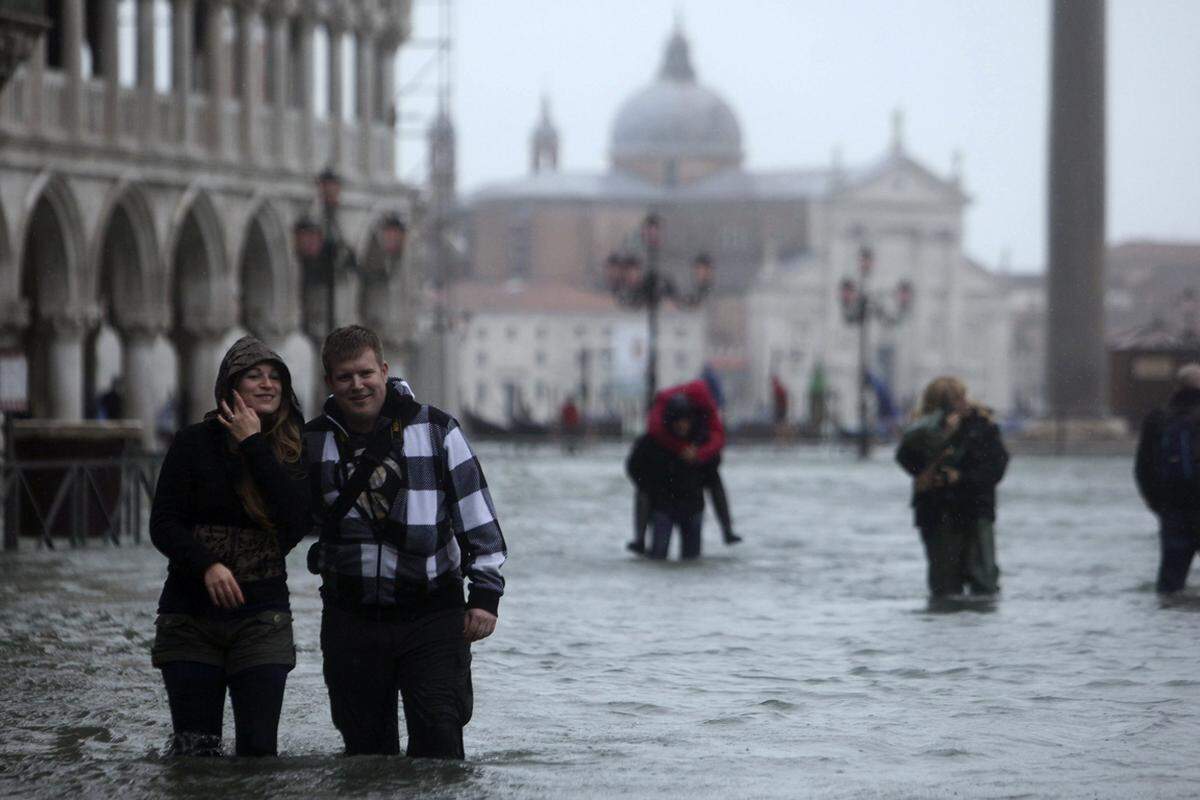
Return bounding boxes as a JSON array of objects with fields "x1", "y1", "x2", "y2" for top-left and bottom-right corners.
[{"x1": 234, "y1": 362, "x2": 284, "y2": 417}]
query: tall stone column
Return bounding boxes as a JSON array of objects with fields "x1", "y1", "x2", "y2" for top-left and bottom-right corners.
[
  {"x1": 377, "y1": 40, "x2": 396, "y2": 173},
  {"x1": 122, "y1": 326, "x2": 164, "y2": 449},
  {"x1": 236, "y1": 2, "x2": 261, "y2": 161},
  {"x1": 100, "y1": 0, "x2": 119, "y2": 140},
  {"x1": 356, "y1": 29, "x2": 374, "y2": 178},
  {"x1": 1047, "y1": 0, "x2": 1106, "y2": 420},
  {"x1": 28, "y1": 34, "x2": 45, "y2": 132},
  {"x1": 172, "y1": 0, "x2": 194, "y2": 146},
  {"x1": 45, "y1": 317, "x2": 87, "y2": 420},
  {"x1": 296, "y1": 14, "x2": 314, "y2": 169},
  {"x1": 62, "y1": 0, "x2": 83, "y2": 137},
  {"x1": 205, "y1": 0, "x2": 230, "y2": 157},
  {"x1": 326, "y1": 21, "x2": 344, "y2": 171},
  {"x1": 136, "y1": 0, "x2": 157, "y2": 146},
  {"x1": 269, "y1": 8, "x2": 290, "y2": 167}
]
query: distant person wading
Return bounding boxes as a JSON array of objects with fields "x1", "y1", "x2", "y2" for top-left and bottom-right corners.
[
  {"x1": 896, "y1": 377, "x2": 1008, "y2": 598},
  {"x1": 1135, "y1": 363, "x2": 1200, "y2": 594}
]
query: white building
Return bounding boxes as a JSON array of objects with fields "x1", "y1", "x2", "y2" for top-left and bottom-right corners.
[
  {"x1": 746, "y1": 144, "x2": 1014, "y2": 424},
  {"x1": 448, "y1": 280, "x2": 705, "y2": 429}
]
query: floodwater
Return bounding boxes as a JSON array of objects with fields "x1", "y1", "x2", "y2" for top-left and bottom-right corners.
[{"x1": 1, "y1": 443, "x2": 1198, "y2": 799}]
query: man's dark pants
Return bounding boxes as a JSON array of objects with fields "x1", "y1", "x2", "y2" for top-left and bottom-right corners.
[
  {"x1": 1157, "y1": 510, "x2": 1200, "y2": 593},
  {"x1": 649, "y1": 511, "x2": 703, "y2": 560},
  {"x1": 321, "y1": 605, "x2": 473, "y2": 758}
]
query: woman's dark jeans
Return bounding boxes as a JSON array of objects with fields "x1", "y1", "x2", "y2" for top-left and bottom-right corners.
[{"x1": 160, "y1": 661, "x2": 290, "y2": 756}]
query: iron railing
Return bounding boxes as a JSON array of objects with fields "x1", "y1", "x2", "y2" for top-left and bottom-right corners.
[{"x1": 0, "y1": 455, "x2": 163, "y2": 551}]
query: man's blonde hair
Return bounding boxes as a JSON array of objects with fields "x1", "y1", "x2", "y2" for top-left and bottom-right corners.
[{"x1": 322, "y1": 325, "x2": 384, "y2": 376}]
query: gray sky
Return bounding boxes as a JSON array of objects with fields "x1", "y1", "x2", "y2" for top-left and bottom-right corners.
[{"x1": 401, "y1": 0, "x2": 1200, "y2": 273}]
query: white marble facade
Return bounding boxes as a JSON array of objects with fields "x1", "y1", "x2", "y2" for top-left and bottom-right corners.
[{"x1": 0, "y1": 1, "x2": 421, "y2": 447}]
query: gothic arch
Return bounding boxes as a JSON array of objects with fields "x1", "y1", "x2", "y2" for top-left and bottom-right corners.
[
  {"x1": 168, "y1": 186, "x2": 231, "y2": 333},
  {"x1": 18, "y1": 172, "x2": 86, "y2": 313},
  {"x1": 239, "y1": 197, "x2": 297, "y2": 338},
  {"x1": 92, "y1": 181, "x2": 167, "y2": 331}
]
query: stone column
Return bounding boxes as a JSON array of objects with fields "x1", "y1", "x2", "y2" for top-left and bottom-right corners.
[
  {"x1": 28, "y1": 34, "x2": 45, "y2": 132},
  {"x1": 205, "y1": 0, "x2": 230, "y2": 157},
  {"x1": 122, "y1": 326, "x2": 164, "y2": 449},
  {"x1": 296, "y1": 14, "x2": 314, "y2": 169},
  {"x1": 172, "y1": 0, "x2": 194, "y2": 145},
  {"x1": 136, "y1": 0, "x2": 157, "y2": 146},
  {"x1": 100, "y1": 0, "x2": 119, "y2": 140},
  {"x1": 326, "y1": 21, "x2": 344, "y2": 171},
  {"x1": 377, "y1": 40, "x2": 396, "y2": 173},
  {"x1": 45, "y1": 316, "x2": 87, "y2": 420},
  {"x1": 1047, "y1": 0, "x2": 1107, "y2": 420},
  {"x1": 179, "y1": 329, "x2": 225, "y2": 425},
  {"x1": 62, "y1": 0, "x2": 83, "y2": 137},
  {"x1": 236, "y1": 2, "x2": 261, "y2": 161},
  {"x1": 269, "y1": 8, "x2": 290, "y2": 167},
  {"x1": 356, "y1": 29, "x2": 374, "y2": 178}
]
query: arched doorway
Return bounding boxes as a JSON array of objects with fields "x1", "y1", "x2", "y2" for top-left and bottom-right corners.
[
  {"x1": 169, "y1": 189, "x2": 233, "y2": 425},
  {"x1": 91, "y1": 185, "x2": 169, "y2": 447},
  {"x1": 19, "y1": 175, "x2": 86, "y2": 419},
  {"x1": 239, "y1": 201, "x2": 315, "y2": 414}
]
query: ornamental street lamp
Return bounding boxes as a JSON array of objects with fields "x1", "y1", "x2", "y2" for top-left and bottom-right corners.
[
  {"x1": 294, "y1": 172, "x2": 407, "y2": 340},
  {"x1": 839, "y1": 245, "x2": 913, "y2": 460},
  {"x1": 606, "y1": 213, "x2": 714, "y2": 410}
]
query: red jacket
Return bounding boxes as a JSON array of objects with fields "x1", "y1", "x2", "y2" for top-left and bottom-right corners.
[{"x1": 647, "y1": 380, "x2": 725, "y2": 464}]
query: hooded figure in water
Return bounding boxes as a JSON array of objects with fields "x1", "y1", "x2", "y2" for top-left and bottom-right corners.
[{"x1": 149, "y1": 335, "x2": 310, "y2": 756}]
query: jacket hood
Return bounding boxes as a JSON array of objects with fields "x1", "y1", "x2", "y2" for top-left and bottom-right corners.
[
  {"x1": 209, "y1": 335, "x2": 302, "y2": 421},
  {"x1": 320, "y1": 376, "x2": 417, "y2": 434}
]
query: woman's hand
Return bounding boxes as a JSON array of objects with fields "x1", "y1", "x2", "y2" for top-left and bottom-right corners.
[
  {"x1": 218, "y1": 392, "x2": 261, "y2": 443},
  {"x1": 203, "y1": 563, "x2": 245, "y2": 609}
]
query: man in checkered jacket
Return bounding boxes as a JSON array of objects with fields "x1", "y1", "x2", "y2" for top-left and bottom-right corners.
[{"x1": 305, "y1": 325, "x2": 507, "y2": 759}]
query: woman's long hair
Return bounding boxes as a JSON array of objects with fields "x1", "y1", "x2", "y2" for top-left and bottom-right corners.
[{"x1": 228, "y1": 375, "x2": 302, "y2": 532}]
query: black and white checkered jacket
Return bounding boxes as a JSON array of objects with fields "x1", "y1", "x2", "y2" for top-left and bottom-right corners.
[{"x1": 305, "y1": 378, "x2": 507, "y2": 615}]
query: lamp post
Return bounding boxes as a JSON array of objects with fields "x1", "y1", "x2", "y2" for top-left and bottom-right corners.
[
  {"x1": 293, "y1": 171, "x2": 407, "y2": 341},
  {"x1": 838, "y1": 246, "x2": 913, "y2": 459},
  {"x1": 606, "y1": 213, "x2": 714, "y2": 410}
]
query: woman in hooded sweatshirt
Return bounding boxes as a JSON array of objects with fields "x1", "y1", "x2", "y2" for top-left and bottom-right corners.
[{"x1": 150, "y1": 336, "x2": 309, "y2": 756}]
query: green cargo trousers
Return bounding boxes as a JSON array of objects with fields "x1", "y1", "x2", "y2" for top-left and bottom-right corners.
[{"x1": 919, "y1": 518, "x2": 999, "y2": 597}]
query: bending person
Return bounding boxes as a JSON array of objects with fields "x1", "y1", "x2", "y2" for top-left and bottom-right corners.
[
  {"x1": 626, "y1": 394, "x2": 708, "y2": 559},
  {"x1": 896, "y1": 376, "x2": 1008, "y2": 598},
  {"x1": 150, "y1": 336, "x2": 309, "y2": 756},
  {"x1": 627, "y1": 375, "x2": 740, "y2": 554}
]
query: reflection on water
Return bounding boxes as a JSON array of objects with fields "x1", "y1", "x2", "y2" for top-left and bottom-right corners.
[{"x1": 1, "y1": 444, "x2": 1197, "y2": 799}]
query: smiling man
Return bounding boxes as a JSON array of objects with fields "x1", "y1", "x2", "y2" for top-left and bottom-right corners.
[{"x1": 304, "y1": 325, "x2": 507, "y2": 759}]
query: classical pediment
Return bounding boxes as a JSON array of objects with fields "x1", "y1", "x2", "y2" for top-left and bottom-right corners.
[{"x1": 838, "y1": 153, "x2": 968, "y2": 207}]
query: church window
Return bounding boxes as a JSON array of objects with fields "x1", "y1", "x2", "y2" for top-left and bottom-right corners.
[{"x1": 506, "y1": 212, "x2": 533, "y2": 278}]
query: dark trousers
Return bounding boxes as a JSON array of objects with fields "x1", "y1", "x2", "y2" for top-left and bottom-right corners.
[
  {"x1": 160, "y1": 661, "x2": 290, "y2": 756},
  {"x1": 1157, "y1": 513, "x2": 1200, "y2": 593},
  {"x1": 919, "y1": 518, "x2": 999, "y2": 597},
  {"x1": 321, "y1": 605, "x2": 473, "y2": 759},
  {"x1": 649, "y1": 511, "x2": 703, "y2": 560},
  {"x1": 631, "y1": 464, "x2": 734, "y2": 547}
]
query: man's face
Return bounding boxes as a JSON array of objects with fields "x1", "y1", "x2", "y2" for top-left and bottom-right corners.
[
  {"x1": 326, "y1": 348, "x2": 389, "y2": 430},
  {"x1": 670, "y1": 417, "x2": 693, "y2": 439}
]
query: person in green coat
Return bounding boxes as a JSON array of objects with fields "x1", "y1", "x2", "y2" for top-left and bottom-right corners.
[{"x1": 896, "y1": 376, "x2": 1009, "y2": 598}]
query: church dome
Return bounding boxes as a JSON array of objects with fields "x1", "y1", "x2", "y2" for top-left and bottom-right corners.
[{"x1": 609, "y1": 29, "x2": 742, "y2": 181}]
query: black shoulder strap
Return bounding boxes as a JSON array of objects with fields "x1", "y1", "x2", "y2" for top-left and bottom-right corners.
[{"x1": 321, "y1": 420, "x2": 401, "y2": 538}]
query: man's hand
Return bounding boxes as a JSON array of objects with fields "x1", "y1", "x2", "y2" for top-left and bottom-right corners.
[
  {"x1": 681, "y1": 445, "x2": 699, "y2": 463},
  {"x1": 204, "y1": 563, "x2": 245, "y2": 609},
  {"x1": 463, "y1": 608, "x2": 497, "y2": 642},
  {"x1": 218, "y1": 392, "x2": 261, "y2": 443}
]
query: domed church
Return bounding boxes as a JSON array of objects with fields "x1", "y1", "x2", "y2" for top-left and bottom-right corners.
[{"x1": 462, "y1": 26, "x2": 1013, "y2": 426}]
